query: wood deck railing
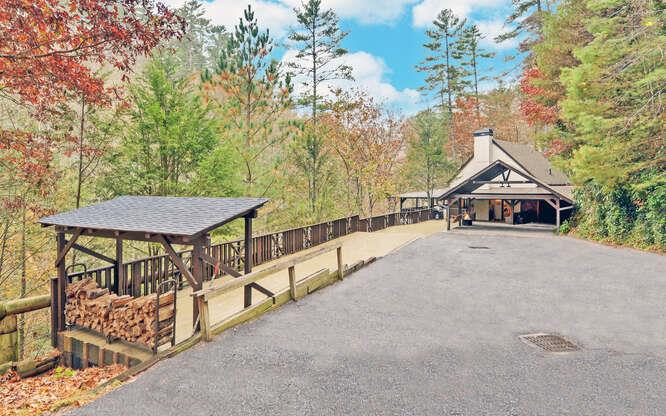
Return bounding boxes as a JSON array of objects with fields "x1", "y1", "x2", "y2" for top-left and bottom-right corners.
[
  {"x1": 65, "y1": 208, "x2": 434, "y2": 298},
  {"x1": 193, "y1": 243, "x2": 344, "y2": 341}
]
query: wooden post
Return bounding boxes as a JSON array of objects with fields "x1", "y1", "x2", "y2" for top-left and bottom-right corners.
[
  {"x1": 115, "y1": 237, "x2": 123, "y2": 295},
  {"x1": 49, "y1": 277, "x2": 58, "y2": 347},
  {"x1": 197, "y1": 296, "x2": 211, "y2": 341},
  {"x1": 446, "y1": 203, "x2": 451, "y2": 231},
  {"x1": 56, "y1": 232, "x2": 67, "y2": 338},
  {"x1": 399, "y1": 198, "x2": 404, "y2": 212},
  {"x1": 243, "y1": 214, "x2": 253, "y2": 308},
  {"x1": 336, "y1": 246, "x2": 344, "y2": 280},
  {"x1": 556, "y1": 198, "x2": 561, "y2": 231},
  {"x1": 81, "y1": 341, "x2": 89, "y2": 369},
  {"x1": 192, "y1": 241, "x2": 204, "y2": 328},
  {"x1": 288, "y1": 266, "x2": 296, "y2": 301}
]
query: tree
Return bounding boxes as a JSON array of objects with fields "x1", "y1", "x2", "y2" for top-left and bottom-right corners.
[
  {"x1": 287, "y1": 0, "x2": 353, "y2": 123},
  {"x1": 0, "y1": 0, "x2": 184, "y2": 110},
  {"x1": 325, "y1": 89, "x2": 404, "y2": 216},
  {"x1": 203, "y1": 5, "x2": 293, "y2": 196},
  {"x1": 100, "y1": 56, "x2": 218, "y2": 196},
  {"x1": 416, "y1": 9, "x2": 465, "y2": 159},
  {"x1": 495, "y1": 0, "x2": 549, "y2": 54},
  {"x1": 455, "y1": 24, "x2": 496, "y2": 117},
  {"x1": 286, "y1": 0, "x2": 353, "y2": 214},
  {"x1": 523, "y1": 0, "x2": 665, "y2": 249},
  {"x1": 168, "y1": 0, "x2": 228, "y2": 75},
  {"x1": 403, "y1": 110, "x2": 455, "y2": 207}
]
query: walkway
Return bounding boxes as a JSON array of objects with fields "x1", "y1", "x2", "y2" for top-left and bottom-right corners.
[
  {"x1": 70, "y1": 228, "x2": 666, "y2": 415},
  {"x1": 174, "y1": 220, "x2": 446, "y2": 342}
]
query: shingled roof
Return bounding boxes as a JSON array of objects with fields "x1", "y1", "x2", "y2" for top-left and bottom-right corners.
[
  {"x1": 493, "y1": 139, "x2": 570, "y2": 185},
  {"x1": 39, "y1": 196, "x2": 269, "y2": 237}
]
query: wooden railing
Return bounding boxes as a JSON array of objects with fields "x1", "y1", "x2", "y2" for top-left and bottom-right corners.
[
  {"x1": 193, "y1": 243, "x2": 344, "y2": 341},
  {"x1": 65, "y1": 209, "x2": 433, "y2": 298}
]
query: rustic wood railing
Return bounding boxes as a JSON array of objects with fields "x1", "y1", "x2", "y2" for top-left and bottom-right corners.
[
  {"x1": 193, "y1": 243, "x2": 343, "y2": 341},
  {"x1": 65, "y1": 209, "x2": 433, "y2": 299}
]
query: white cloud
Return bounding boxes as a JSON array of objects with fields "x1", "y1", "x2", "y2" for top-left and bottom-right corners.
[
  {"x1": 476, "y1": 19, "x2": 518, "y2": 50},
  {"x1": 282, "y1": 49, "x2": 423, "y2": 114},
  {"x1": 163, "y1": 0, "x2": 417, "y2": 36},
  {"x1": 281, "y1": 0, "x2": 417, "y2": 24},
  {"x1": 162, "y1": 0, "x2": 296, "y2": 37},
  {"x1": 411, "y1": 0, "x2": 506, "y2": 27}
]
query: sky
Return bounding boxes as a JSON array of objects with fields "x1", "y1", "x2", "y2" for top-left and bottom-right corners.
[{"x1": 162, "y1": 0, "x2": 523, "y2": 115}]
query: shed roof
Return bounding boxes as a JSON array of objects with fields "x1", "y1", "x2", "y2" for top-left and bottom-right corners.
[{"x1": 39, "y1": 196, "x2": 269, "y2": 237}]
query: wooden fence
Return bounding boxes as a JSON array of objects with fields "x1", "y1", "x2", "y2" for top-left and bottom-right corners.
[{"x1": 66, "y1": 208, "x2": 433, "y2": 298}]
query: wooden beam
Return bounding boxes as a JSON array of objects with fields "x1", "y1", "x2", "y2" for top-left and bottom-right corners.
[
  {"x1": 196, "y1": 243, "x2": 342, "y2": 302},
  {"x1": 559, "y1": 205, "x2": 574, "y2": 211},
  {"x1": 198, "y1": 251, "x2": 241, "y2": 278},
  {"x1": 248, "y1": 282, "x2": 274, "y2": 299},
  {"x1": 191, "y1": 241, "x2": 204, "y2": 328},
  {"x1": 56, "y1": 233, "x2": 67, "y2": 339},
  {"x1": 54, "y1": 226, "x2": 193, "y2": 245},
  {"x1": 55, "y1": 228, "x2": 82, "y2": 266},
  {"x1": 288, "y1": 266, "x2": 296, "y2": 301},
  {"x1": 71, "y1": 243, "x2": 115, "y2": 264},
  {"x1": 157, "y1": 235, "x2": 197, "y2": 288},
  {"x1": 543, "y1": 198, "x2": 558, "y2": 210},
  {"x1": 115, "y1": 238, "x2": 123, "y2": 295}
]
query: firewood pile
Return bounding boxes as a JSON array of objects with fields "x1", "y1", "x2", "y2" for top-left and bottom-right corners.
[{"x1": 64, "y1": 278, "x2": 175, "y2": 349}]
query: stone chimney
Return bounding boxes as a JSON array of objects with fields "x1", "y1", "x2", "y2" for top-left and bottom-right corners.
[{"x1": 473, "y1": 128, "x2": 494, "y2": 164}]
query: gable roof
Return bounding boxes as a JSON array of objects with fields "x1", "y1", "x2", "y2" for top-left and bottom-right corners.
[
  {"x1": 492, "y1": 139, "x2": 570, "y2": 185},
  {"x1": 39, "y1": 196, "x2": 269, "y2": 237},
  {"x1": 439, "y1": 160, "x2": 574, "y2": 203}
]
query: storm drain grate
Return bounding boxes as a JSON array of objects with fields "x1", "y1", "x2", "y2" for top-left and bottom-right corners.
[
  {"x1": 519, "y1": 333, "x2": 580, "y2": 353},
  {"x1": 468, "y1": 246, "x2": 490, "y2": 250}
]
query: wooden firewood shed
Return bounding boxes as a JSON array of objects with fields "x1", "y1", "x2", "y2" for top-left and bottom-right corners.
[{"x1": 38, "y1": 196, "x2": 269, "y2": 364}]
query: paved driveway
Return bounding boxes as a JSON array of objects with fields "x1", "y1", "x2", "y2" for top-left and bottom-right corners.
[{"x1": 70, "y1": 230, "x2": 666, "y2": 416}]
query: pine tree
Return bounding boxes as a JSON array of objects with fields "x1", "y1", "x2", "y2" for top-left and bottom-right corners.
[
  {"x1": 495, "y1": 0, "x2": 548, "y2": 54},
  {"x1": 287, "y1": 0, "x2": 353, "y2": 124},
  {"x1": 287, "y1": 0, "x2": 352, "y2": 213},
  {"x1": 203, "y1": 5, "x2": 293, "y2": 196},
  {"x1": 168, "y1": 0, "x2": 228, "y2": 74},
  {"x1": 455, "y1": 24, "x2": 496, "y2": 118},
  {"x1": 416, "y1": 8, "x2": 465, "y2": 159}
]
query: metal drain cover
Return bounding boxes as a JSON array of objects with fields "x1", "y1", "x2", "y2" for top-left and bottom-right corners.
[
  {"x1": 468, "y1": 246, "x2": 490, "y2": 249},
  {"x1": 520, "y1": 333, "x2": 580, "y2": 352}
]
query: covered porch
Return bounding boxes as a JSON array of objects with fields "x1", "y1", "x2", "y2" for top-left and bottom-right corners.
[{"x1": 440, "y1": 160, "x2": 574, "y2": 230}]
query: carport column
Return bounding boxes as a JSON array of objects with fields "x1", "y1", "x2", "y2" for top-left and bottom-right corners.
[
  {"x1": 446, "y1": 202, "x2": 451, "y2": 231},
  {"x1": 556, "y1": 198, "x2": 561, "y2": 232},
  {"x1": 243, "y1": 211, "x2": 256, "y2": 308}
]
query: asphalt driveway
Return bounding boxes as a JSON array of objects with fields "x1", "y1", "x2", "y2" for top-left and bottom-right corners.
[{"x1": 70, "y1": 229, "x2": 666, "y2": 416}]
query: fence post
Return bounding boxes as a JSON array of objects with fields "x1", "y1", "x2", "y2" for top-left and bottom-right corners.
[
  {"x1": 337, "y1": 246, "x2": 344, "y2": 280},
  {"x1": 288, "y1": 266, "x2": 297, "y2": 301},
  {"x1": 197, "y1": 295, "x2": 211, "y2": 342}
]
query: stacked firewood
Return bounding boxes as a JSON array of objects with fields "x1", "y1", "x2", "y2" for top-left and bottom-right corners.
[{"x1": 64, "y1": 278, "x2": 175, "y2": 348}]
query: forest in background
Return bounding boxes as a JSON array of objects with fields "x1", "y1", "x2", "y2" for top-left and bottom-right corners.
[{"x1": 0, "y1": 0, "x2": 663, "y2": 359}]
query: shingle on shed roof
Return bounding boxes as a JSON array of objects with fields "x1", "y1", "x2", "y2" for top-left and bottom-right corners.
[{"x1": 39, "y1": 196, "x2": 269, "y2": 237}]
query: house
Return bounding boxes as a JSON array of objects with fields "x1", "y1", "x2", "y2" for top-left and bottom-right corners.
[{"x1": 399, "y1": 128, "x2": 575, "y2": 228}]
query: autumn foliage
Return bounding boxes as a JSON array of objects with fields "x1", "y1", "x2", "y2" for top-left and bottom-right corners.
[
  {"x1": 0, "y1": 0, "x2": 184, "y2": 109},
  {"x1": 0, "y1": 364, "x2": 126, "y2": 415},
  {"x1": 519, "y1": 67, "x2": 559, "y2": 126}
]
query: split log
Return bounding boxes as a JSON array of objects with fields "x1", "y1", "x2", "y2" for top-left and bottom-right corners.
[{"x1": 64, "y1": 280, "x2": 175, "y2": 348}]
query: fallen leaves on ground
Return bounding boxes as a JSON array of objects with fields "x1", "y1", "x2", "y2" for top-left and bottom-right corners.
[{"x1": 0, "y1": 365, "x2": 126, "y2": 415}]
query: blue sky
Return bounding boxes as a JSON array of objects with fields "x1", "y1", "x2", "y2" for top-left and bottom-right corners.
[{"x1": 164, "y1": 0, "x2": 523, "y2": 114}]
